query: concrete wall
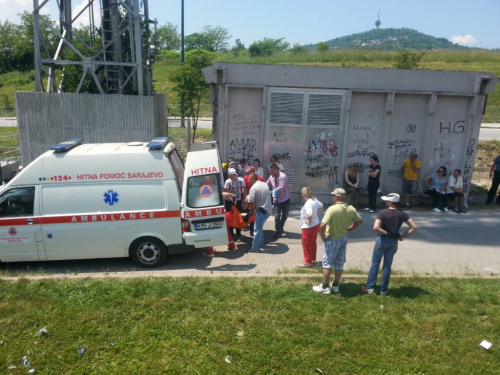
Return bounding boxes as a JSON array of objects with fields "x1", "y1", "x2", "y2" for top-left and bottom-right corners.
[
  {"x1": 15, "y1": 92, "x2": 167, "y2": 165},
  {"x1": 204, "y1": 63, "x2": 499, "y2": 204}
]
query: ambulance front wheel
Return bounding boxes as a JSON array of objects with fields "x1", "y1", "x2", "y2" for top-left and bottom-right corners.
[{"x1": 130, "y1": 237, "x2": 167, "y2": 268}]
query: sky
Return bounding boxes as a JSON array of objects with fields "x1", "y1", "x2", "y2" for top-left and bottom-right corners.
[{"x1": 1, "y1": 0, "x2": 500, "y2": 49}]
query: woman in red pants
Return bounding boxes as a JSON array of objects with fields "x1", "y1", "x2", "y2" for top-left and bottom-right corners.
[{"x1": 299, "y1": 187, "x2": 324, "y2": 267}]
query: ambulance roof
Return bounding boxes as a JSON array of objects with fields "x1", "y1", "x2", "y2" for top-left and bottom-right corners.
[{"x1": 9, "y1": 142, "x2": 179, "y2": 186}]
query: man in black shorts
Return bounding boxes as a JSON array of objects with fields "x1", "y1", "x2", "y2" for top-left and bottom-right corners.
[{"x1": 361, "y1": 193, "x2": 417, "y2": 295}]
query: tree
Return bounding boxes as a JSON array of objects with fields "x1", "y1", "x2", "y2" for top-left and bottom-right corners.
[
  {"x1": 316, "y1": 42, "x2": 329, "y2": 52},
  {"x1": 393, "y1": 49, "x2": 425, "y2": 69},
  {"x1": 185, "y1": 32, "x2": 210, "y2": 51},
  {"x1": 155, "y1": 22, "x2": 180, "y2": 52},
  {"x1": 202, "y1": 25, "x2": 231, "y2": 52},
  {"x1": 0, "y1": 20, "x2": 18, "y2": 73},
  {"x1": 230, "y1": 38, "x2": 246, "y2": 56},
  {"x1": 185, "y1": 25, "x2": 231, "y2": 52},
  {"x1": 170, "y1": 50, "x2": 214, "y2": 143},
  {"x1": 248, "y1": 37, "x2": 289, "y2": 57}
]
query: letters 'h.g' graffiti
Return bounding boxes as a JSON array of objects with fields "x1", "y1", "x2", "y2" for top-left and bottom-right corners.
[{"x1": 228, "y1": 137, "x2": 257, "y2": 161}]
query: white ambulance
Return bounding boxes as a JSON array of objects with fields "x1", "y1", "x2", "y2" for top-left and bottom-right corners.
[{"x1": 0, "y1": 138, "x2": 228, "y2": 267}]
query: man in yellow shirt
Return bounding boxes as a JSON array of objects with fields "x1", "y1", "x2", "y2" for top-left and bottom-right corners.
[
  {"x1": 400, "y1": 151, "x2": 421, "y2": 210},
  {"x1": 313, "y1": 188, "x2": 363, "y2": 294}
]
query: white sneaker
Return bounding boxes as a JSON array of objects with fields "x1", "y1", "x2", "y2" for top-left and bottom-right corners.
[
  {"x1": 332, "y1": 284, "x2": 340, "y2": 293},
  {"x1": 432, "y1": 208, "x2": 441, "y2": 213},
  {"x1": 443, "y1": 207, "x2": 450, "y2": 212},
  {"x1": 363, "y1": 208, "x2": 370, "y2": 211},
  {"x1": 312, "y1": 284, "x2": 331, "y2": 294}
]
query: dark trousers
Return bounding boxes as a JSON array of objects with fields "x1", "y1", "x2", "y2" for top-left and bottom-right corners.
[
  {"x1": 225, "y1": 199, "x2": 243, "y2": 237},
  {"x1": 486, "y1": 171, "x2": 500, "y2": 204},
  {"x1": 425, "y1": 189, "x2": 448, "y2": 209},
  {"x1": 367, "y1": 180, "x2": 379, "y2": 211},
  {"x1": 275, "y1": 199, "x2": 290, "y2": 234}
]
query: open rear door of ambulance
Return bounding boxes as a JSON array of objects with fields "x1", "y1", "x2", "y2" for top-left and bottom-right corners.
[{"x1": 181, "y1": 141, "x2": 228, "y2": 248}]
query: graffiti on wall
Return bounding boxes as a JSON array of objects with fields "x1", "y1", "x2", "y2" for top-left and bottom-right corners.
[
  {"x1": 439, "y1": 121, "x2": 465, "y2": 134},
  {"x1": 346, "y1": 123, "x2": 378, "y2": 163},
  {"x1": 387, "y1": 138, "x2": 416, "y2": 167},
  {"x1": 228, "y1": 137, "x2": 257, "y2": 161},
  {"x1": 305, "y1": 139, "x2": 338, "y2": 162},
  {"x1": 462, "y1": 138, "x2": 476, "y2": 193},
  {"x1": 305, "y1": 164, "x2": 338, "y2": 183},
  {"x1": 231, "y1": 113, "x2": 261, "y2": 137}
]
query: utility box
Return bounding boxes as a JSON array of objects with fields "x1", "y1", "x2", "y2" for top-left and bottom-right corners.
[{"x1": 203, "y1": 63, "x2": 499, "y2": 204}]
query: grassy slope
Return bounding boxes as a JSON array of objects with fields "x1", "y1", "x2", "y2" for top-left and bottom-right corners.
[
  {"x1": 0, "y1": 277, "x2": 499, "y2": 374},
  {"x1": 2, "y1": 50, "x2": 500, "y2": 119}
]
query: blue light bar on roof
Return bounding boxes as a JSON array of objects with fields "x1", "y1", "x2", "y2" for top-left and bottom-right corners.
[
  {"x1": 50, "y1": 138, "x2": 84, "y2": 152},
  {"x1": 146, "y1": 137, "x2": 169, "y2": 149}
]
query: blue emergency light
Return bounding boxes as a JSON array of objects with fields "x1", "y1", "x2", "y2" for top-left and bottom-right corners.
[
  {"x1": 50, "y1": 138, "x2": 84, "y2": 152},
  {"x1": 146, "y1": 137, "x2": 169, "y2": 149}
]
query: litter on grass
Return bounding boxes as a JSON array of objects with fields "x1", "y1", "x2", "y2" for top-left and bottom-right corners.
[
  {"x1": 35, "y1": 327, "x2": 47, "y2": 337},
  {"x1": 315, "y1": 369, "x2": 323, "y2": 374},
  {"x1": 484, "y1": 268, "x2": 500, "y2": 275},
  {"x1": 224, "y1": 355, "x2": 232, "y2": 364},
  {"x1": 79, "y1": 348, "x2": 86, "y2": 354},
  {"x1": 23, "y1": 356, "x2": 30, "y2": 367},
  {"x1": 8, "y1": 364, "x2": 16, "y2": 369},
  {"x1": 480, "y1": 340, "x2": 492, "y2": 350},
  {"x1": 28, "y1": 369, "x2": 35, "y2": 373}
]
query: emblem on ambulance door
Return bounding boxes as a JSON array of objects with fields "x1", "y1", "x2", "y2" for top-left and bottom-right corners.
[
  {"x1": 103, "y1": 190, "x2": 119, "y2": 206},
  {"x1": 8, "y1": 227, "x2": 17, "y2": 236}
]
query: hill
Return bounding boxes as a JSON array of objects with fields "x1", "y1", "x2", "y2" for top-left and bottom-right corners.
[{"x1": 306, "y1": 28, "x2": 470, "y2": 51}]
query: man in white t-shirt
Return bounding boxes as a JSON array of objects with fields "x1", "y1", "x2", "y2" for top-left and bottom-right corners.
[{"x1": 223, "y1": 168, "x2": 247, "y2": 241}]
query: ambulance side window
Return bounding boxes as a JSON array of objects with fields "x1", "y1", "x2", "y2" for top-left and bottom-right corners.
[
  {"x1": 0, "y1": 187, "x2": 35, "y2": 217},
  {"x1": 168, "y1": 149, "x2": 185, "y2": 185},
  {"x1": 186, "y1": 173, "x2": 222, "y2": 208}
]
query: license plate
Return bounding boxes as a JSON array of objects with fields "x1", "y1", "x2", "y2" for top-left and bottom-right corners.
[{"x1": 195, "y1": 221, "x2": 223, "y2": 230}]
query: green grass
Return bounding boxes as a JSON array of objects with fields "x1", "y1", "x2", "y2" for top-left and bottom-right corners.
[
  {"x1": 167, "y1": 127, "x2": 213, "y2": 158},
  {"x1": 0, "y1": 277, "x2": 498, "y2": 374},
  {"x1": 0, "y1": 126, "x2": 19, "y2": 157}
]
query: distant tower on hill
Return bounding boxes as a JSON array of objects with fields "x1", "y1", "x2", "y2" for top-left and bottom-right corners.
[{"x1": 375, "y1": 9, "x2": 381, "y2": 29}]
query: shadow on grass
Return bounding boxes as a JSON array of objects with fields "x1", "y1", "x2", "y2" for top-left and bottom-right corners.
[{"x1": 339, "y1": 282, "x2": 431, "y2": 299}]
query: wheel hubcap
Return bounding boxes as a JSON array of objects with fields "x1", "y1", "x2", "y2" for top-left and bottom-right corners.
[{"x1": 138, "y1": 243, "x2": 159, "y2": 263}]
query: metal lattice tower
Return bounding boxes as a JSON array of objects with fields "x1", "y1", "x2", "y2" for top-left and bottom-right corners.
[{"x1": 33, "y1": 0, "x2": 153, "y2": 95}]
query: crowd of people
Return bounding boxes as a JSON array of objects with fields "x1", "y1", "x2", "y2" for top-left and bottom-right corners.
[{"x1": 210, "y1": 151, "x2": 500, "y2": 295}]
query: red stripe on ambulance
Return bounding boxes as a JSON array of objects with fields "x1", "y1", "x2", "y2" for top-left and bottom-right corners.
[
  {"x1": 40, "y1": 210, "x2": 180, "y2": 224},
  {"x1": 183, "y1": 206, "x2": 224, "y2": 218},
  {"x1": 0, "y1": 211, "x2": 183, "y2": 226}
]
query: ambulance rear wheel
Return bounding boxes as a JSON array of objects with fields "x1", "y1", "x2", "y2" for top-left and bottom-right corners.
[{"x1": 130, "y1": 237, "x2": 167, "y2": 268}]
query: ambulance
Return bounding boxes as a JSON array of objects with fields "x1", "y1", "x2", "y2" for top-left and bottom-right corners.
[{"x1": 0, "y1": 138, "x2": 228, "y2": 267}]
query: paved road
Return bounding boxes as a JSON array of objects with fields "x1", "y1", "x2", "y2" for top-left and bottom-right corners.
[
  {"x1": 479, "y1": 127, "x2": 500, "y2": 140},
  {"x1": 1, "y1": 205, "x2": 499, "y2": 279}
]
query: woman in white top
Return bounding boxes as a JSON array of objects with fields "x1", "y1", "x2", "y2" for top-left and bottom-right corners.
[
  {"x1": 446, "y1": 169, "x2": 466, "y2": 214},
  {"x1": 253, "y1": 158, "x2": 264, "y2": 178},
  {"x1": 299, "y1": 187, "x2": 324, "y2": 268}
]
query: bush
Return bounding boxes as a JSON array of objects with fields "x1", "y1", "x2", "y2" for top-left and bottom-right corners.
[
  {"x1": 317, "y1": 42, "x2": 329, "y2": 52},
  {"x1": 394, "y1": 49, "x2": 426, "y2": 69},
  {"x1": 157, "y1": 50, "x2": 181, "y2": 60},
  {"x1": 290, "y1": 44, "x2": 308, "y2": 54}
]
